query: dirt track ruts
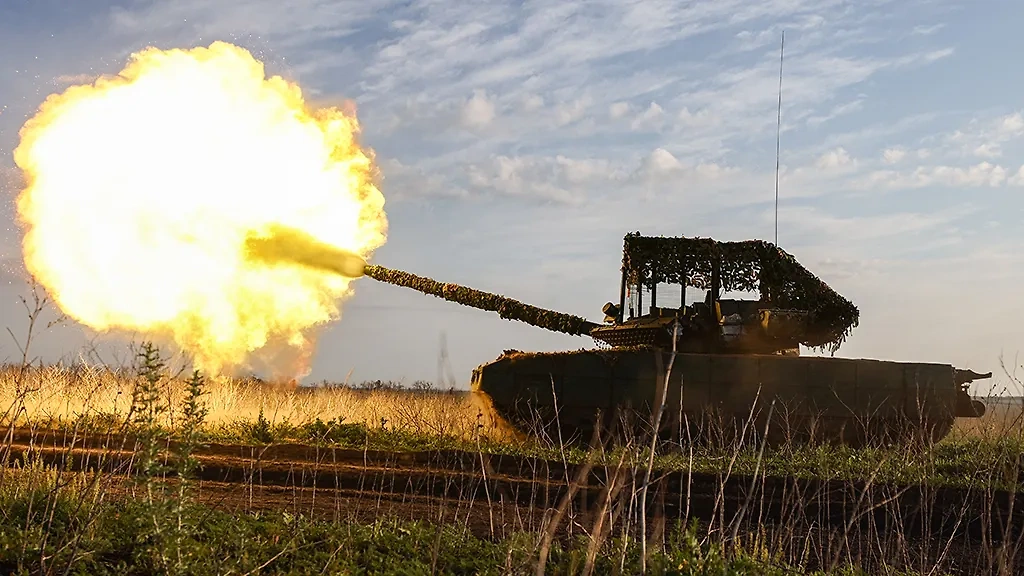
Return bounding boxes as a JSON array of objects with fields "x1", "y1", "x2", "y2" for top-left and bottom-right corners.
[{"x1": 2, "y1": 426, "x2": 1023, "y2": 549}]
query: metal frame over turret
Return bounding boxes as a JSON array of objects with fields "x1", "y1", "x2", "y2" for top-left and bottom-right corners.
[{"x1": 590, "y1": 232, "x2": 860, "y2": 356}]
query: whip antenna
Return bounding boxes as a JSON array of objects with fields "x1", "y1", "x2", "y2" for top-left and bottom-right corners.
[{"x1": 775, "y1": 30, "x2": 785, "y2": 246}]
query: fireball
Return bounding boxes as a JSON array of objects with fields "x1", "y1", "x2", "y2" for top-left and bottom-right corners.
[{"x1": 12, "y1": 41, "x2": 388, "y2": 378}]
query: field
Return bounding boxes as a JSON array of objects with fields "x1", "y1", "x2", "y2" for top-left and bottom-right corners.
[{"x1": 3, "y1": 346, "x2": 1024, "y2": 575}]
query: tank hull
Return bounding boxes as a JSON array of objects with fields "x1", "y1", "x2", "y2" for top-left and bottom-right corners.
[{"x1": 470, "y1": 347, "x2": 985, "y2": 447}]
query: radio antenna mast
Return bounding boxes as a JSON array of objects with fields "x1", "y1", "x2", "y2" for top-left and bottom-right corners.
[{"x1": 774, "y1": 30, "x2": 785, "y2": 247}]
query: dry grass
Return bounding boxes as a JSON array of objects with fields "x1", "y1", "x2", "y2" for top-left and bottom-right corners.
[
  {"x1": 0, "y1": 363, "x2": 519, "y2": 442},
  {"x1": 4, "y1": 360, "x2": 1022, "y2": 447},
  {"x1": 952, "y1": 396, "x2": 1024, "y2": 439}
]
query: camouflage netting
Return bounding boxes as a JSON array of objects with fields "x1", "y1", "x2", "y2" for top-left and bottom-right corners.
[
  {"x1": 364, "y1": 265, "x2": 600, "y2": 336},
  {"x1": 622, "y1": 233, "x2": 859, "y2": 352}
]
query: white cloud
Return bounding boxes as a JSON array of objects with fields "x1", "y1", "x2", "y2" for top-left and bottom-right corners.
[
  {"x1": 554, "y1": 96, "x2": 592, "y2": 126},
  {"x1": 108, "y1": 0, "x2": 395, "y2": 47},
  {"x1": 637, "y1": 44, "x2": 959, "y2": 161},
  {"x1": 609, "y1": 102, "x2": 630, "y2": 119},
  {"x1": 863, "y1": 161, "x2": 1010, "y2": 190},
  {"x1": 973, "y1": 143, "x2": 1000, "y2": 158},
  {"x1": 765, "y1": 203, "x2": 970, "y2": 262},
  {"x1": 630, "y1": 102, "x2": 666, "y2": 131},
  {"x1": 946, "y1": 111, "x2": 1024, "y2": 158},
  {"x1": 630, "y1": 149, "x2": 746, "y2": 192},
  {"x1": 1000, "y1": 112, "x2": 1024, "y2": 135},
  {"x1": 641, "y1": 148, "x2": 683, "y2": 175},
  {"x1": 676, "y1": 106, "x2": 718, "y2": 128},
  {"x1": 809, "y1": 257, "x2": 886, "y2": 281},
  {"x1": 923, "y1": 162, "x2": 1008, "y2": 187},
  {"x1": 815, "y1": 147, "x2": 854, "y2": 170},
  {"x1": 520, "y1": 94, "x2": 544, "y2": 112},
  {"x1": 555, "y1": 155, "x2": 617, "y2": 184},
  {"x1": 460, "y1": 89, "x2": 496, "y2": 128},
  {"x1": 912, "y1": 23, "x2": 945, "y2": 35},
  {"x1": 448, "y1": 143, "x2": 880, "y2": 214},
  {"x1": 806, "y1": 99, "x2": 864, "y2": 127},
  {"x1": 882, "y1": 147, "x2": 906, "y2": 164},
  {"x1": 733, "y1": 14, "x2": 826, "y2": 52},
  {"x1": 1009, "y1": 165, "x2": 1024, "y2": 187},
  {"x1": 378, "y1": 158, "x2": 469, "y2": 201},
  {"x1": 919, "y1": 47, "x2": 955, "y2": 63},
  {"x1": 867, "y1": 110, "x2": 1024, "y2": 176},
  {"x1": 463, "y1": 153, "x2": 623, "y2": 204}
]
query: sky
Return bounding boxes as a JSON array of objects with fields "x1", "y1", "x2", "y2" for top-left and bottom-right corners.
[{"x1": 0, "y1": 0, "x2": 1022, "y2": 395}]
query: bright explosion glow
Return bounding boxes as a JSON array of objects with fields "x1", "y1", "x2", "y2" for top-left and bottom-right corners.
[{"x1": 12, "y1": 41, "x2": 388, "y2": 379}]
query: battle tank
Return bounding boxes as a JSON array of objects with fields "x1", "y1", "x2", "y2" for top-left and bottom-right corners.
[{"x1": 363, "y1": 232, "x2": 990, "y2": 447}]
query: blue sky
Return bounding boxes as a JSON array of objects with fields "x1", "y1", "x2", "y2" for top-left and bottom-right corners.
[{"x1": 0, "y1": 0, "x2": 1022, "y2": 395}]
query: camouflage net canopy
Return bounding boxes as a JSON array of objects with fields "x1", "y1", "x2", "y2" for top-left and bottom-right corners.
[
  {"x1": 622, "y1": 233, "x2": 860, "y2": 352},
  {"x1": 364, "y1": 265, "x2": 600, "y2": 336}
]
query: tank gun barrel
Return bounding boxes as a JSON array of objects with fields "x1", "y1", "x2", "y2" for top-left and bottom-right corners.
[
  {"x1": 240, "y1": 225, "x2": 597, "y2": 336},
  {"x1": 363, "y1": 264, "x2": 600, "y2": 336}
]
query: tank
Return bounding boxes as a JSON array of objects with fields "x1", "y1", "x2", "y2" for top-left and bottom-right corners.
[{"x1": 363, "y1": 232, "x2": 990, "y2": 446}]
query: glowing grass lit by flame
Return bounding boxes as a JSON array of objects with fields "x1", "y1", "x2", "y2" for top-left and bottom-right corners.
[{"x1": 12, "y1": 42, "x2": 387, "y2": 379}]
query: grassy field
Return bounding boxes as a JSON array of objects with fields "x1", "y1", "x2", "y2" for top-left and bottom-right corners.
[
  {"x1": 2, "y1": 345, "x2": 1024, "y2": 574},
  {"x1": 0, "y1": 460, "x2": 904, "y2": 576}
]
